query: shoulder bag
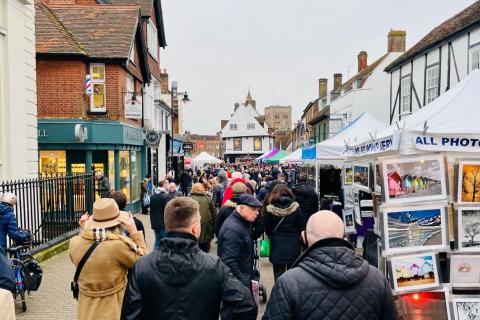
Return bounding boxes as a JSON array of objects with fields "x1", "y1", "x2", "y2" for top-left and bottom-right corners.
[
  {"x1": 259, "y1": 217, "x2": 285, "y2": 258},
  {"x1": 71, "y1": 240, "x2": 101, "y2": 300}
]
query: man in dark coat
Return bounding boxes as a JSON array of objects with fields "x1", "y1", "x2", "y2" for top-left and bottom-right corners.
[
  {"x1": 95, "y1": 171, "x2": 111, "y2": 198},
  {"x1": 263, "y1": 210, "x2": 397, "y2": 320},
  {"x1": 291, "y1": 173, "x2": 319, "y2": 221},
  {"x1": 149, "y1": 183, "x2": 173, "y2": 249},
  {"x1": 121, "y1": 197, "x2": 257, "y2": 320},
  {"x1": 180, "y1": 170, "x2": 193, "y2": 196},
  {"x1": 214, "y1": 182, "x2": 247, "y2": 237},
  {"x1": 217, "y1": 194, "x2": 262, "y2": 292}
]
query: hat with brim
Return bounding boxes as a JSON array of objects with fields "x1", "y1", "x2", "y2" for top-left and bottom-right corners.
[
  {"x1": 236, "y1": 194, "x2": 263, "y2": 208},
  {"x1": 84, "y1": 198, "x2": 129, "y2": 229}
]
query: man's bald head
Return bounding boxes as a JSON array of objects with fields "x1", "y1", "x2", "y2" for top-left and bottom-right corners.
[{"x1": 305, "y1": 210, "x2": 345, "y2": 246}]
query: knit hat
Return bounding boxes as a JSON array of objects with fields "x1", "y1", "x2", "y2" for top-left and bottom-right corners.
[{"x1": 232, "y1": 182, "x2": 247, "y2": 196}]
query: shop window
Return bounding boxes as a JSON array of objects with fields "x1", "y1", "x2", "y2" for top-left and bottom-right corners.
[
  {"x1": 39, "y1": 151, "x2": 66, "y2": 174},
  {"x1": 426, "y1": 65, "x2": 439, "y2": 104},
  {"x1": 120, "y1": 151, "x2": 131, "y2": 203},
  {"x1": 470, "y1": 45, "x2": 480, "y2": 71},
  {"x1": 131, "y1": 151, "x2": 141, "y2": 202},
  {"x1": 108, "y1": 151, "x2": 115, "y2": 190},
  {"x1": 90, "y1": 63, "x2": 106, "y2": 113},
  {"x1": 254, "y1": 137, "x2": 262, "y2": 151},
  {"x1": 400, "y1": 76, "x2": 411, "y2": 116},
  {"x1": 234, "y1": 138, "x2": 242, "y2": 151},
  {"x1": 71, "y1": 163, "x2": 86, "y2": 173}
]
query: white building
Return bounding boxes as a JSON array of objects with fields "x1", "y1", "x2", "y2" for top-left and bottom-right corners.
[
  {"x1": 0, "y1": 0, "x2": 38, "y2": 181},
  {"x1": 385, "y1": 1, "x2": 480, "y2": 123},
  {"x1": 221, "y1": 95, "x2": 273, "y2": 163}
]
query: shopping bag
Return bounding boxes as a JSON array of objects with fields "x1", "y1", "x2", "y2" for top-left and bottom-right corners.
[
  {"x1": 143, "y1": 194, "x2": 151, "y2": 206},
  {"x1": 259, "y1": 239, "x2": 270, "y2": 257}
]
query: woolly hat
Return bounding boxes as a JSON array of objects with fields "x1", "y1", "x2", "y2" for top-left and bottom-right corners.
[{"x1": 232, "y1": 182, "x2": 247, "y2": 196}]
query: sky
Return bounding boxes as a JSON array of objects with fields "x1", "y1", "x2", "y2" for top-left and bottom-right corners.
[{"x1": 161, "y1": 0, "x2": 476, "y2": 134}]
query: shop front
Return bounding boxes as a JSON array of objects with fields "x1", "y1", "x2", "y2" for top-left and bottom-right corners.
[{"x1": 38, "y1": 120, "x2": 146, "y2": 212}]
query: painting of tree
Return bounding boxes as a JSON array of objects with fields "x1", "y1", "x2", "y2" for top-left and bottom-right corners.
[
  {"x1": 455, "y1": 300, "x2": 480, "y2": 320},
  {"x1": 462, "y1": 210, "x2": 480, "y2": 248},
  {"x1": 462, "y1": 165, "x2": 480, "y2": 202}
]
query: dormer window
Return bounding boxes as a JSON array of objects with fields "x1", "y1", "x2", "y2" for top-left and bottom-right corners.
[
  {"x1": 230, "y1": 124, "x2": 237, "y2": 130},
  {"x1": 247, "y1": 123, "x2": 255, "y2": 130},
  {"x1": 147, "y1": 19, "x2": 158, "y2": 61}
]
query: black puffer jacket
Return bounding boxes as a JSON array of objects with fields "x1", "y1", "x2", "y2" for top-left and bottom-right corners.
[
  {"x1": 292, "y1": 183, "x2": 319, "y2": 220},
  {"x1": 121, "y1": 233, "x2": 257, "y2": 320},
  {"x1": 262, "y1": 238, "x2": 397, "y2": 320},
  {"x1": 264, "y1": 197, "x2": 306, "y2": 265},
  {"x1": 149, "y1": 192, "x2": 172, "y2": 230}
]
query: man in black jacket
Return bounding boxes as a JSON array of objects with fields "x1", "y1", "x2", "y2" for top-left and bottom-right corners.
[
  {"x1": 149, "y1": 181, "x2": 173, "y2": 249},
  {"x1": 291, "y1": 173, "x2": 319, "y2": 221},
  {"x1": 263, "y1": 210, "x2": 397, "y2": 320},
  {"x1": 121, "y1": 197, "x2": 257, "y2": 320},
  {"x1": 217, "y1": 194, "x2": 262, "y2": 293}
]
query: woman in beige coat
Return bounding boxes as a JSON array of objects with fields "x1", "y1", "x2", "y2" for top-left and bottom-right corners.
[{"x1": 69, "y1": 198, "x2": 147, "y2": 320}]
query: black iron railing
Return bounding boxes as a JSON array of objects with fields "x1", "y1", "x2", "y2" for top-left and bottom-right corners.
[{"x1": 0, "y1": 173, "x2": 95, "y2": 252}]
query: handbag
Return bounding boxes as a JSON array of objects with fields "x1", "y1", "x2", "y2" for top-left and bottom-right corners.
[
  {"x1": 259, "y1": 217, "x2": 285, "y2": 258},
  {"x1": 143, "y1": 193, "x2": 151, "y2": 206},
  {"x1": 71, "y1": 240, "x2": 101, "y2": 300}
]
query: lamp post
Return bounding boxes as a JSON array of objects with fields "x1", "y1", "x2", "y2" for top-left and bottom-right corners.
[{"x1": 168, "y1": 82, "x2": 190, "y2": 176}]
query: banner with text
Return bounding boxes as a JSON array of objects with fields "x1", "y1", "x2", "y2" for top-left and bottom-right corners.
[
  {"x1": 345, "y1": 131, "x2": 401, "y2": 157},
  {"x1": 413, "y1": 134, "x2": 480, "y2": 152}
]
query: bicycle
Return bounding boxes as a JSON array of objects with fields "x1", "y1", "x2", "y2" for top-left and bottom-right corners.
[{"x1": 7, "y1": 240, "x2": 33, "y2": 312}]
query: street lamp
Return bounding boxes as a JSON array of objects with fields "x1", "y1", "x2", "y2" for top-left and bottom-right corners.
[{"x1": 168, "y1": 83, "x2": 190, "y2": 176}]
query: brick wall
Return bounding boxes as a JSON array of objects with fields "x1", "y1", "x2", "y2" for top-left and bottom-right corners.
[{"x1": 37, "y1": 59, "x2": 141, "y2": 126}]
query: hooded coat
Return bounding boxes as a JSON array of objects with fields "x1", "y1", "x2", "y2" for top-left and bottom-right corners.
[
  {"x1": 291, "y1": 183, "x2": 319, "y2": 221},
  {"x1": 189, "y1": 192, "x2": 216, "y2": 244},
  {"x1": 69, "y1": 228, "x2": 147, "y2": 320},
  {"x1": 262, "y1": 238, "x2": 397, "y2": 320},
  {"x1": 0, "y1": 204, "x2": 29, "y2": 250},
  {"x1": 264, "y1": 197, "x2": 306, "y2": 265},
  {"x1": 121, "y1": 233, "x2": 257, "y2": 320}
]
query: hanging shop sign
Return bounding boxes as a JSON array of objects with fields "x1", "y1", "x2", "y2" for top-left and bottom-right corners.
[
  {"x1": 125, "y1": 94, "x2": 143, "y2": 119},
  {"x1": 413, "y1": 134, "x2": 480, "y2": 152},
  {"x1": 74, "y1": 124, "x2": 88, "y2": 143},
  {"x1": 145, "y1": 130, "x2": 160, "y2": 148},
  {"x1": 345, "y1": 132, "x2": 401, "y2": 157}
]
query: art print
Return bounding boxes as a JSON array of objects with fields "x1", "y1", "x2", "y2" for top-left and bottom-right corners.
[
  {"x1": 344, "y1": 164, "x2": 353, "y2": 185},
  {"x1": 382, "y1": 154, "x2": 447, "y2": 204},
  {"x1": 353, "y1": 164, "x2": 370, "y2": 191},
  {"x1": 453, "y1": 298, "x2": 480, "y2": 320},
  {"x1": 382, "y1": 204, "x2": 448, "y2": 255},
  {"x1": 354, "y1": 191, "x2": 362, "y2": 225},
  {"x1": 390, "y1": 253, "x2": 440, "y2": 293},
  {"x1": 343, "y1": 209, "x2": 355, "y2": 233},
  {"x1": 344, "y1": 187, "x2": 354, "y2": 208},
  {"x1": 457, "y1": 207, "x2": 480, "y2": 252},
  {"x1": 394, "y1": 290, "x2": 450, "y2": 320},
  {"x1": 457, "y1": 161, "x2": 480, "y2": 203},
  {"x1": 450, "y1": 254, "x2": 480, "y2": 288}
]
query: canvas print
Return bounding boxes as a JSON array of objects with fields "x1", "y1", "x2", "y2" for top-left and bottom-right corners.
[
  {"x1": 354, "y1": 192, "x2": 362, "y2": 225},
  {"x1": 394, "y1": 290, "x2": 450, "y2": 320},
  {"x1": 382, "y1": 155, "x2": 447, "y2": 204},
  {"x1": 450, "y1": 254, "x2": 480, "y2": 288},
  {"x1": 458, "y1": 161, "x2": 480, "y2": 203},
  {"x1": 457, "y1": 208, "x2": 480, "y2": 252},
  {"x1": 453, "y1": 298, "x2": 480, "y2": 320},
  {"x1": 390, "y1": 253, "x2": 440, "y2": 293},
  {"x1": 343, "y1": 209, "x2": 355, "y2": 233},
  {"x1": 353, "y1": 164, "x2": 369, "y2": 190},
  {"x1": 383, "y1": 205, "x2": 447, "y2": 255},
  {"x1": 344, "y1": 165, "x2": 353, "y2": 185},
  {"x1": 344, "y1": 187, "x2": 354, "y2": 208}
]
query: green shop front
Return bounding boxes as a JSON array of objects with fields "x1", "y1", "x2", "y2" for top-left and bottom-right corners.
[{"x1": 38, "y1": 120, "x2": 147, "y2": 212}]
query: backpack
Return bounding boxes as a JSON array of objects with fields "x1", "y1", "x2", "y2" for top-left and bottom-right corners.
[{"x1": 23, "y1": 257, "x2": 42, "y2": 291}]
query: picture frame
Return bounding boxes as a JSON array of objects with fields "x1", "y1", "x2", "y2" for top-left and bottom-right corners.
[
  {"x1": 381, "y1": 154, "x2": 448, "y2": 205},
  {"x1": 452, "y1": 297, "x2": 480, "y2": 320},
  {"x1": 343, "y1": 208, "x2": 356, "y2": 234},
  {"x1": 354, "y1": 191, "x2": 362, "y2": 226},
  {"x1": 450, "y1": 254, "x2": 480, "y2": 289},
  {"x1": 381, "y1": 203, "x2": 449, "y2": 256},
  {"x1": 394, "y1": 289, "x2": 451, "y2": 320},
  {"x1": 344, "y1": 187, "x2": 354, "y2": 208},
  {"x1": 353, "y1": 163, "x2": 370, "y2": 192},
  {"x1": 457, "y1": 160, "x2": 480, "y2": 204},
  {"x1": 456, "y1": 206, "x2": 480, "y2": 252},
  {"x1": 374, "y1": 162, "x2": 382, "y2": 193},
  {"x1": 389, "y1": 252, "x2": 441, "y2": 294},
  {"x1": 344, "y1": 163, "x2": 353, "y2": 185}
]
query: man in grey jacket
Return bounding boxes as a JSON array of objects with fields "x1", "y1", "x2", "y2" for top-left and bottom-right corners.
[{"x1": 263, "y1": 210, "x2": 397, "y2": 320}]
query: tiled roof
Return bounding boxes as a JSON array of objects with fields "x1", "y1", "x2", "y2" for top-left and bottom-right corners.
[
  {"x1": 36, "y1": 3, "x2": 139, "y2": 59},
  {"x1": 106, "y1": 0, "x2": 153, "y2": 17},
  {"x1": 385, "y1": 1, "x2": 480, "y2": 71}
]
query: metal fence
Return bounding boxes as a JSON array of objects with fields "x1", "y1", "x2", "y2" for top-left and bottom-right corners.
[{"x1": 0, "y1": 173, "x2": 95, "y2": 252}]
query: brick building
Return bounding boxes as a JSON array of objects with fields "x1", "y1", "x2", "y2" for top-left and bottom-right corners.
[
  {"x1": 264, "y1": 105, "x2": 292, "y2": 132},
  {"x1": 35, "y1": 0, "x2": 167, "y2": 210},
  {"x1": 185, "y1": 133, "x2": 225, "y2": 159}
]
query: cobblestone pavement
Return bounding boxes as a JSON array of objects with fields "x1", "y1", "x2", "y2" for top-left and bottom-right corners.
[{"x1": 15, "y1": 213, "x2": 274, "y2": 319}]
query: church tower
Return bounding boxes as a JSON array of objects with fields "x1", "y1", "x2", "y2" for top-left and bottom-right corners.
[{"x1": 245, "y1": 90, "x2": 256, "y2": 109}]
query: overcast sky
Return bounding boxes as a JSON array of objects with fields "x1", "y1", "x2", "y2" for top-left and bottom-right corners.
[{"x1": 161, "y1": 0, "x2": 476, "y2": 134}]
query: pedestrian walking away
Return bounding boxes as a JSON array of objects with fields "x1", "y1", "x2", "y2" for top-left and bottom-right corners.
[
  {"x1": 188, "y1": 183, "x2": 216, "y2": 253},
  {"x1": 263, "y1": 210, "x2": 397, "y2": 320},
  {"x1": 121, "y1": 197, "x2": 257, "y2": 320},
  {"x1": 291, "y1": 173, "x2": 319, "y2": 221}
]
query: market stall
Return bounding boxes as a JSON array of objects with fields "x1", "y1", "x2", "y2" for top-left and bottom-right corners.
[
  {"x1": 190, "y1": 151, "x2": 222, "y2": 171},
  {"x1": 280, "y1": 148, "x2": 302, "y2": 163},
  {"x1": 256, "y1": 148, "x2": 279, "y2": 161},
  {"x1": 263, "y1": 150, "x2": 290, "y2": 164}
]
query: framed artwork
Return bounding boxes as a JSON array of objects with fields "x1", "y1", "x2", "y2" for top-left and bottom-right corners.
[
  {"x1": 457, "y1": 161, "x2": 480, "y2": 203},
  {"x1": 389, "y1": 252, "x2": 440, "y2": 293},
  {"x1": 394, "y1": 289, "x2": 451, "y2": 320},
  {"x1": 453, "y1": 298, "x2": 480, "y2": 320},
  {"x1": 381, "y1": 154, "x2": 447, "y2": 204},
  {"x1": 450, "y1": 254, "x2": 480, "y2": 288},
  {"x1": 354, "y1": 191, "x2": 362, "y2": 226},
  {"x1": 353, "y1": 163, "x2": 370, "y2": 192},
  {"x1": 343, "y1": 209, "x2": 356, "y2": 234},
  {"x1": 374, "y1": 163, "x2": 382, "y2": 193},
  {"x1": 344, "y1": 164, "x2": 353, "y2": 185},
  {"x1": 457, "y1": 207, "x2": 480, "y2": 252},
  {"x1": 382, "y1": 204, "x2": 448, "y2": 256},
  {"x1": 344, "y1": 187, "x2": 354, "y2": 208}
]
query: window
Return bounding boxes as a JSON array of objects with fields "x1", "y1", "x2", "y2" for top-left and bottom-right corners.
[
  {"x1": 247, "y1": 123, "x2": 255, "y2": 130},
  {"x1": 323, "y1": 123, "x2": 327, "y2": 140},
  {"x1": 39, "y1": 151, "x2": 66, "y2": 174},
  {"x1": 426, "y1": 65, "x2": 439, "y2": 104},
  {"x1": 233, "y1": 138, "x2": 242, "y2": 151},
  {"x1": 400, "y1": 76, "x2": 411, "y2": 115},
  {"x1": 126, "y1": 74, "x2": 134, "y2": 94},
  {"x1": 275, "y1": 114, "x2": 280, "y2": 119},
  {"x1": 147, "y1": 19, "x2": 158, "y2": 61},
  {"x1": 130, "y1": 151, "x2": 141, "y2": 202},
  {"x1": 254, "y1": 137, "x2": 262, "y2": 151},
  {"x1": 283, "y1": 114, "x2": 288, "y2": 119},
  {"x1": 129, "y1": 41, "x2": 135, "y2": 63},
  {"x1": 230, "y1": 123, "x2": 237, "y2": 130},
  {"x1": 471, "y1": 45, "x2": 480, "y2": 71},
  {"x1": 90, "y1": 63, "x2": 106, "y2": 112},
  {"x1": 119, "y1": 151, "x2": 130, "y2": 202}
]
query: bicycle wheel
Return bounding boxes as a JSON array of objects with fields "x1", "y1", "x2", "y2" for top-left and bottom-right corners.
[{"x1": 20, "y1": 290, "x2": 27, "y2": 312}]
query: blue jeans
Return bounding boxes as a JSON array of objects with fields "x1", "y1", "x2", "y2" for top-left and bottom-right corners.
[{"x1": 154, "y1": 230, "x2": 167, "y2": 249}]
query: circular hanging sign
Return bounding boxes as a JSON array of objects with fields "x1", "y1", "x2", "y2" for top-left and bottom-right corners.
[
  {"x1": 146, "y1": 130, "x2": 160, "y2": 147},
  {"x1": 74, "y1": 124, "x2": 87, "y2": 143}
]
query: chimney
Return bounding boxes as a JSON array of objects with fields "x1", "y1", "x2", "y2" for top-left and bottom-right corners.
[
  {"x1": 388, "y1": 30, "x2": 406, "y2": 53},
  {"x1": 160, "y1": 69, "x2": 169, "y2": 94},
  {"x1": 357, "y1": 51, "x2": 368, "y2": 72},
  {"x1": 333, "y1": 73, "x2": 342, "y2": 91},
  {"x1": 318, "y1": 78, "x2": 328, "y2": 98}
]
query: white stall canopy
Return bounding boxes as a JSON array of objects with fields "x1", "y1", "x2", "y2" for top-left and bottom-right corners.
[
  {"x1": 190, "y1": 151, "x2": 223, "y2": 166},
  {"x1": 280, "y1": 148, "x2": 302, "y2": 163}
]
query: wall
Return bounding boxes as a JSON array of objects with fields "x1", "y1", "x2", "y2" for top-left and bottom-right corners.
[
  {"x1": 224, "y1": 136, "x2": 272, "y2": 155},
  {"x1": 0, "y1": 0, "x2": 38, "y2": 180},
  {"x1": 221, "y1": 104, "x2": 271, "y2": 138}
]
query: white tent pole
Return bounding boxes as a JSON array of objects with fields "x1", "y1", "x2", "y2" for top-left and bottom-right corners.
[{"x1": 315, "y1": 159, "x2": 319, "y2": 194}]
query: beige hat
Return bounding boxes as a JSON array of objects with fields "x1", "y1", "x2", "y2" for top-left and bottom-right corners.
[
  {"x1": 85, "y1": 198, "x2": 129, "y2": 229},
  {"x1": 232, "y1": 182, "x2": 247, "y2": 196}
]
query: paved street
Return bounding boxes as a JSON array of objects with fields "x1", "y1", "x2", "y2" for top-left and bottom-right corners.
[{"x1": 15, "y1": 213, "x2": 274, "y2": 319}]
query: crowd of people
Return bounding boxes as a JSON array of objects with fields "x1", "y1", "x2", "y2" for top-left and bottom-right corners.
[{"x1": 0, "y1": 163, "x2": 397, "y2": 319}]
